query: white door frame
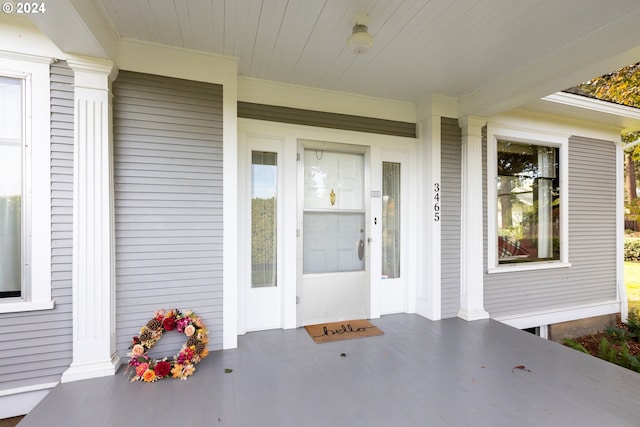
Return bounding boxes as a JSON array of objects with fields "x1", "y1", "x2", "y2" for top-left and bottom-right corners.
[{"x1": 237, "y1": 118, "x2": 418, "y2": 333}]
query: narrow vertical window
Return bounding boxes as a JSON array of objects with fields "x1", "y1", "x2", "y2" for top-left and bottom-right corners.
[
  {"x1": 382, "y1": 162, "x2": 401, "y2": 278},
  {"x1": 497, "y1": 140, "x2": 560, "y2": 264},
  {"x1": 251, "y1": 151, "x2": 277, "y2": 287},
  {"x1": 0, "y1": 77, "x2": 23, "y2": 298}
]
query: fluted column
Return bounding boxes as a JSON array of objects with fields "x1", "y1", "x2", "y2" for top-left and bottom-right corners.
[
  {"x1": 61, "y1": 56, "x2": 119, "y2": 382},
  {"x1": 458, "y1": 116, "x2": 490, "y2": 321}
]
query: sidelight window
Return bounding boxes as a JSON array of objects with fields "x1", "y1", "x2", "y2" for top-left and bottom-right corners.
[
  {"x1": 382, "y1": 162, "x2": 401, "y2": 278},
  {"x1": 251, "y1": 151, "x2": 278, "y2": 287}
]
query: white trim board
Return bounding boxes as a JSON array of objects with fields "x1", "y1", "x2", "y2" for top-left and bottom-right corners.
[
  {"x1": 494, "y1": 300, "x2": 621, "y2": 330},
  {"x1": 0, "y1": 382, "x2": 58, "y2": 419}
]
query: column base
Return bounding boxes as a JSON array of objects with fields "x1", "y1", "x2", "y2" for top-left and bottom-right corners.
[
  {"x1": 60, "y1": 353, "x2": 121, "y2": 383},
  {"x1": 458, "y1": 308, "x2": 490, "y2": 321}
]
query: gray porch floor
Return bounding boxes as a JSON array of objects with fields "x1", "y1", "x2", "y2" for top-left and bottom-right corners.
[{"x1": 17, "y1": 314, "x2": 640, "y2": 426}]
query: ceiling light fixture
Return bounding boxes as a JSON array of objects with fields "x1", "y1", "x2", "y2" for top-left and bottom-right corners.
[{"x1": 346, "y1": 14, "x2": 374, "y2": 54}]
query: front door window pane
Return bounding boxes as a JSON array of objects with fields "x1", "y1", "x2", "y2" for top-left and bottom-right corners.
[
  {"x1": 0, "y1": 77, "x2": 22, "y2": 297},
  {"x1": 303, "y1": 212, "x2": 365, "y2": 274},
  {"x1": 497, "y1": 140, "x2": 560, "y2": 264},
  {"x1": 251, "y1": 151, "x2": 277, "y2": 287},
  {"x1": 382, "y1": 162, "x2": 400, "y2": 279},
  {"x1": 303, "y1": 150, "x2": 365, "y2": 274}
]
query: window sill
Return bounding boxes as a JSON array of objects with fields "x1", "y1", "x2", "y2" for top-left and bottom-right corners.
[
  {"x1": 487, "y1": 261, "x2": 571, "y2": 274},
  {"x1": 0, "y1": 300, "x2": 55, "y2": 314}
]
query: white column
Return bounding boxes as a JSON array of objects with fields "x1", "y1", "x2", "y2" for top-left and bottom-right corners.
[
  {"x1": 458, "y1": 116, "x2": 490, "y2": 321},
  {"x1": 415, "y1": 113, "x2": 442, "y2": 320},
  {"x1": 61, "y1": 56, "x2": 120, "y2": 382}
]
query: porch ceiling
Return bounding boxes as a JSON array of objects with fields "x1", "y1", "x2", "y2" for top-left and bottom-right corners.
[{"x1": 29, "y1": 0, "x2": 640, "y2": 116}]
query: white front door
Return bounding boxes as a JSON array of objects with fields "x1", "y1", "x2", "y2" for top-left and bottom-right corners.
[{"x1": 298, "y1": 145, "x2": 369, "y2": 326}]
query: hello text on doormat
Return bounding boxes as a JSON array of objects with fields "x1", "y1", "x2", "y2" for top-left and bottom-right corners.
[{"x1": 304, "y1": 319, "x2": 384, "y2": 344}]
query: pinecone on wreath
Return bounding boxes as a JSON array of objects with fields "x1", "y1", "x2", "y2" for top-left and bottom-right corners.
[
  {"x1": 195, "y1": 342, "x2": 206, "y2": 355},
  {"x1": 146, "y1": 318, "x2": 162, "y2": 330},
  {"x1": 139, "y1": 330, "x2": 152, "y2": 342},
  {"x1": 187, "y1": 336, "x2": 198, "y2": 347}
]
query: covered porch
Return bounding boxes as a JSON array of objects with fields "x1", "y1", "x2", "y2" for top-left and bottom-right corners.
[{"x1": 17, "y1": 314, "x2": 640, "y2": 426}]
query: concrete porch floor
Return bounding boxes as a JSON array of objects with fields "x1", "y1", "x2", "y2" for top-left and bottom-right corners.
[{"x1": 17, "y1": 314, "x2": 640, "y2": 426}]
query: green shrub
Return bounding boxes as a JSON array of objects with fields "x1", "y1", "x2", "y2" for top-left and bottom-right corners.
[
  {"x1": 621, "y1": 344, "x2": 640, "y2": 372},
  {"x1": 563, "y1": 339, "x2": 590, "y2": 354},
  {"x1": 624, "y1": 239, "x2": 640, "y2": 262},
  {"x1": 605, "y1": 325, "x2": 634, "y2": 342},
  {"x1": 625, "y1": 308, "x2": 640, "y2": 340},
  {"x1": 598, "y1": 337, "x2": 618, "y2": 363},
  {"x1": 564, "y1": 312, "x2": 640, "y2": 373}
]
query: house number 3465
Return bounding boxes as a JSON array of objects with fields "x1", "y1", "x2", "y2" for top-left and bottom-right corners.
[{"x1": 433, "y1": 183, "x2": 441, "y2": 221}]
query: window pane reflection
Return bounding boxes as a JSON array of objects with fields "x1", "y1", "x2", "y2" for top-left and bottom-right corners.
[
  {"x1": 382, "y1": 162, "x2": 400, "y2": 279},
  {"x1": 0, "y1": 77, "x2": 22, "y2": 297},
  {"x1": 251, "y1": 151, "x2": 277, "y2": 287},
  {"x1": 497, "y1": 140, "x2": 560, "y2": 264}
]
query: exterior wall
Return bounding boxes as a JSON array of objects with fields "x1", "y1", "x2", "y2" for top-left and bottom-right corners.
[
  {"x1": 0, "y1": 61, "x2": 73, "y2": 406},
  {"x1": 113, "y1": 71, "x2": 224, "y2": 356},
  {"x1": 548, "y1": 313, "x2": 617, "y2": 342},
  {"x1": 440, "y1": 117, "x2": 462, "y2": 318},
  {"x1": 484, "y1": 129, "x2": 618, "y2": 324},
  {"x1": 116, "y1": 38, "x2": 239, "y2": 350}
]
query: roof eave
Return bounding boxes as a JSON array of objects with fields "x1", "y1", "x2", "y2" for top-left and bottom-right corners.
[{"x1": 538, "y1": 92, "x2": 640, "y2": 132}]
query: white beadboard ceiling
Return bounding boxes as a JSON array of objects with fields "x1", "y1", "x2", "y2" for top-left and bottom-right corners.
[{"x1": 29, "y1": 0, "x2": 640, "y2": 115}]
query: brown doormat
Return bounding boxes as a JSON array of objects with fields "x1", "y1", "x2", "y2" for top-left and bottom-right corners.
[{"x1": 304, "y1": 319, "x2": 384, "y2": 344}]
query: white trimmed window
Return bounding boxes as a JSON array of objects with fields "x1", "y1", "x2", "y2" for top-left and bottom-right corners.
[
  {"x1": 487, "y1": 125, "x2": 569, "y2": 272},
  {"x1": 497, "y1": 140, "x2": 559, "y2": 263},
  {"x1": 0, "y1": 76, "x2": 23, "y2": 298},
  {"x1": 0, "y1": 53, "x2": 53, "y2": 312}
]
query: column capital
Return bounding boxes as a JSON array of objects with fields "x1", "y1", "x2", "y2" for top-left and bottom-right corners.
[
  {"x1": 66, "y1": 54, "x2": 118, "y2": 86},
  {"x1": 459, "y1": 115, "x2": 487, "y2": 134}
]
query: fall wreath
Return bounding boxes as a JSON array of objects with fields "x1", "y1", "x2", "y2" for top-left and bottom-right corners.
[{"x1": 127, "y1": 309, "x2": 209, "y2": 382}]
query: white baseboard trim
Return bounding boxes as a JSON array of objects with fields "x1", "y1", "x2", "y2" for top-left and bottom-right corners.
[
  {"x1": 494, "y1": 300, "x2": 621, "y2": 330},
  {"x1": 0, "y1": 382, "x2": 58, "y2": 419}
]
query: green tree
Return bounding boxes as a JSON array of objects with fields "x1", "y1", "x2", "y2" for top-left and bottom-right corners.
[
  {"x1": 577, "y1": 63, "x2": 640, "y2": 207},
  {"x1": 578, "y1": 63, "x2": 640, "y2": 109}
]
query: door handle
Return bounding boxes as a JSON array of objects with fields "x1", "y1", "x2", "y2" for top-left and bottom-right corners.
[{"x1": 358, "y1": 239, "x2": 365, "y2": 260}]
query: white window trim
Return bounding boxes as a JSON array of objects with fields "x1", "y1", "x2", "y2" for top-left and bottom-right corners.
[
  {"x1": 0, "y1": 52, "x2": 53, "y2": 313},
  {"x1": 486, "y1": 122, "x2": 570, "y2": 274}
]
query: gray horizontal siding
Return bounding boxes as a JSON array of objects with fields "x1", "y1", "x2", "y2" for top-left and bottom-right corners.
[
  {"x1": 113, "y1": 71, "x2": 224, "y2": 357},
  {"x1": 238, "y1": 101, "x2": 416, "y2": 138},
  {"x1": 0, "y1": 61, "x2": 74, "y2": 392},
  {"x1": 485, "y1": 135, "x2": 618, "y2": 318},
  {"x1": 440, "y1": 118, "x2": 461, "y2": 318}
]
